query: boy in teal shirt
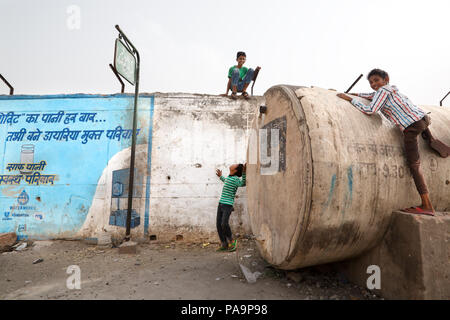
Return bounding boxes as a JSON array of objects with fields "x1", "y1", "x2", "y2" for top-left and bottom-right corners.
[
  {"x1": 215, "y1": 163, "x2": 246, "y2": 251},
  {"x1": 221, "y1": 51, "x2": 258, "y2": 100}
]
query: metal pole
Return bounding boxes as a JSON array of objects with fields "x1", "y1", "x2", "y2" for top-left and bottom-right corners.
[
  {"x1": 115, "y1": 25, "x2": 140, "y2": 241},
  {"x1": 345, "y1": 74, "x2": 363, "y2": 94},
  {"x1": 0, "y1": 74, "x2": 14, "y2": 95},
  {"x1": 109, "y1": 64, "x2": 125, "y2": 93},
  {"x1": 440, "y1": 91, "x2": 450, "y2": 107}
]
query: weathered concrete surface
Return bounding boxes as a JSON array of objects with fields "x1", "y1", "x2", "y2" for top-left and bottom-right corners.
[
  {"x1": 247, "y1": 85, "x2": 450, "y2": 269},
  {"x1": 335, "y1": 211, "x2": 450, "y2": 300},
  {"x1": 1, "y1": 93, "x2": 263, "y2": 242},
  {"x1": 77, "y1": 93, "x2": 265, "y2": 243},
  {"x1": 0, "y1": 232, "x2": 17, "y2": 252}
]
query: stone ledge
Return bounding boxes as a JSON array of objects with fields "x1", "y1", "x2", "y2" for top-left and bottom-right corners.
[{"x1": 334, "y1": 211, "x2": 449, "y2": 300}]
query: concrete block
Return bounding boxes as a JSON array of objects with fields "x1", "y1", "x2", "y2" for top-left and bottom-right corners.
[
  {"x1": 0, "y1": 232, "x2": 17, "y2": 252},
  {"x1": 334, "y1": 211, "x2": 450, "y2": 300},
  {"x1": 118, "y1": 241, "x2": 137, "y2": 254},
  {"x1": 83, "y1": 237, "x2": 98, "y2": 245},
  {"x1": 97, "y1": 233, "x2": 112, "y2": 247}
]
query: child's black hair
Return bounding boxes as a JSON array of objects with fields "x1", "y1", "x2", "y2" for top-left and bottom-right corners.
[
  {"x1": 367, "y1": 68, "x2": 389, "y2": 80},
  {"x1": 236, "y1": 51, "x2": 246, "y2": 59},
  {"x1": 234, "y1": 164, "x2": 244, "y2": 177}
]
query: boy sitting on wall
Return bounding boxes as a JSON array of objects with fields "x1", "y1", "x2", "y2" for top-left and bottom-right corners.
[
  {"x1": 221, "y1": 51, "x2": 260, "y2": 100},
  {"x1": 337, "y1": 68, "x2": 450, "y2": 216}
]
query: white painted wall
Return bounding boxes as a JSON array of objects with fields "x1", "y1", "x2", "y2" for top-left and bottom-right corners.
[{"x1": 77, "y1": 93, "x2": 264, "y2": 243}]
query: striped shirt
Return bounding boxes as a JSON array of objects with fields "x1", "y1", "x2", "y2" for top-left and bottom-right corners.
[
  {"x1": 351, "y1": 85, "x2": 425, "y2": 129},
  {"x1": 219, "y1": 174, "x2": 246, "y2": 206}
]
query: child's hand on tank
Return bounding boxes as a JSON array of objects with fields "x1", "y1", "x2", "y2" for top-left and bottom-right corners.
[
  {"x1": 216, "y1": 169, "x2": 222, "y2": 177},
  {"x1": 220, "y1": 93, "x2": 228, "y2": 97},
  {"x1": 337, "y1": 93, "x2": 352, "y2": 101}
]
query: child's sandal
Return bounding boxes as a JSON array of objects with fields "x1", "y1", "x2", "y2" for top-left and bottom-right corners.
[
  {"x1": 242, "y1": 91, "x2": 249, "y2": 99},
  {"x1": 227, "y1": 239, "x2": 237, "y2": 252},
  {"x1": 230, "y1": 92, "x2": 237, "y2": 100}
]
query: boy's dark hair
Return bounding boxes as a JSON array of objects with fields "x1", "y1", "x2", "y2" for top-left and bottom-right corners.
[
  {"x1": 367, "y1": 68, "x2": 389, "y2": 80},
  {"x1": 234, "y1": 164, "x2": 244, "y2": 177},
  {"x1": 236, "y1": 51, "x2": 246, "y2": 59}
]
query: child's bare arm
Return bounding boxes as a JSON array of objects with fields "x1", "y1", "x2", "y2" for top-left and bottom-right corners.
[
  {"x1": 337, "y1": 93, "x2": 353, "y2": 101},
  {"x1": 216, "y1": 169, "x2": 226, "y2": 182}
]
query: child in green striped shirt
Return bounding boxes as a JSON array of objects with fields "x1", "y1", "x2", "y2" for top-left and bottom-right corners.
[{"x1": 215, "y1": 163, "x2": 246, "y2": 252}]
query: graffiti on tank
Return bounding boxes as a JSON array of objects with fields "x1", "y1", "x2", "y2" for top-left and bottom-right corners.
[
  {"x1": 347, "y1": 142, "x2": 405, "y2": 158},
  {"x1": 354, "y1": 162, "x2": 410, "y2": 179},
  {"x1": 260, "y1": 116, "x2": 287, "y2": 174}
]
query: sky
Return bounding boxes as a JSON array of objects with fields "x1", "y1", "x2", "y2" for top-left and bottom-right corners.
[{"x1": 1, "y1": 0, "x2": 449, "y2": 105}]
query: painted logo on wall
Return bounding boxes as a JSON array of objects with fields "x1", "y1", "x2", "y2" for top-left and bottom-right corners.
[
  {"x1": 33, "y1": 213, "x2": 45, "y2": 221},
  {"x1": 2, "y1": 211, "x2": 12, "y2": 221},
  {"x1": 17, "y1": 190, "x2": 30, "y2": 205}
]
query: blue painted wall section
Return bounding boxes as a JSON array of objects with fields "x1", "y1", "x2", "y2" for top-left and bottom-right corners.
[
  {"x1": 144, "y1": 95, "x2": 155, "y2": 235},
  {"x1": 109, "y1": 168, "x2": 141, "y2": 228},
  {"x1": 0, "y1": 94, "x2": 153, "y2": 239}
]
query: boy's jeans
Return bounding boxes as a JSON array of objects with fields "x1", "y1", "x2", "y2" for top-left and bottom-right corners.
[
  {"x1": 231, "y1": 68, "x2": 254, "y2": 92},
  {"x1": 404, "y1": 118, "x2": 429, "y2": 194},
  {"x1": 216, "y1": 203, "x2": 234, "y2": 244}
]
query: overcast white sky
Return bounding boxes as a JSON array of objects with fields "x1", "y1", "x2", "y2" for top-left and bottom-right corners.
[{"x1": 1, "y1": 0, "x2": 449, "y2": 105}]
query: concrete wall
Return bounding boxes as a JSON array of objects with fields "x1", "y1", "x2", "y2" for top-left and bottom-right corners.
[{"x1": 0, "y1": 93, "x2": 264, "y2": 242}]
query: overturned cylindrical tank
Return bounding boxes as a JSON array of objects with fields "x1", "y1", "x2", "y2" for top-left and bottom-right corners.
[{"x1": 246, "y1": 85, "x2": 450, "y2": 270}]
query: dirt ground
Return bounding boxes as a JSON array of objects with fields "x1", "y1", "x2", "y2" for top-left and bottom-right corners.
[{"x1": 0, "y1": 238, "x2": 381, "y2": 300}]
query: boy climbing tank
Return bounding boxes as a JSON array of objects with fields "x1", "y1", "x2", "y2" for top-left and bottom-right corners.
[{"x1": 337, "y1": 68, "x2": 450, "y2": 216}]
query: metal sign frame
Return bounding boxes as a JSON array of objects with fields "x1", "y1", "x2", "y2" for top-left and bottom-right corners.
[
  {"x1": 113, "y1": 38, "x2": 137, "y2": 85},
  {"x1": 0, "y1": 74, "x2": 14, "y2": 95},
  {"x1": 113, "y1": 25, "x2": 141, "y2": 241},
  {"x1": 345, "y1": 74, "x2": 363, "y2": 94},
  {"x1": 440, "y1": 91, "x2": 450, "y2": 107}
]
